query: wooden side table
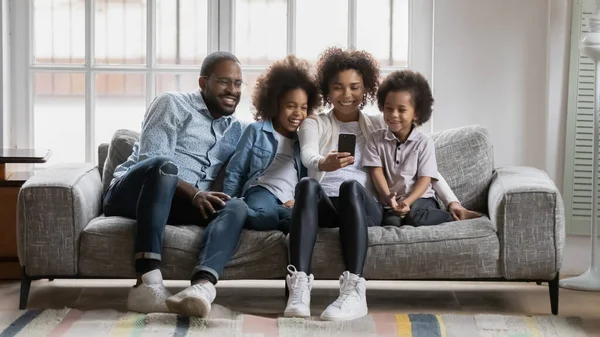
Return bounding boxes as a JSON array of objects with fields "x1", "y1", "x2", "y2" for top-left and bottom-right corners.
[{"x1": 0, "y1": 149, "x2": 51, "y2": 280}]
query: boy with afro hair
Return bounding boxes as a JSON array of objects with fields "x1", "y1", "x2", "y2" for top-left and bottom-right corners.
[{"x1": 363, "y1": 70, "x2": 457, "y2": 227}]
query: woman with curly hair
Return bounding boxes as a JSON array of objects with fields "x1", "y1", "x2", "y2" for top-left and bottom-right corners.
[
  {"x1": 223, "y1": 55, "x2": 320, "y2": 234},
  {"x1": 283, "y1": 47, "x2": 384, "y2": 321},
  {"x1": 284, "y1": 47, "x2": 479, "y2": 321}
]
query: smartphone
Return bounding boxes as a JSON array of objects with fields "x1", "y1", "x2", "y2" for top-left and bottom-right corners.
[{"x1": 338, "y1": 133, "x2": 356, "y2": 157}]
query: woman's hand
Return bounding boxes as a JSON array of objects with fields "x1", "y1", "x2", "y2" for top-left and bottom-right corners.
[
  {"x1": 448, "y1": 201, "x2": 481, "y2": 221},
  {"x1": 283, "y1": 200, "x2": 295, "y2": 208},
  {"x1": 318, "y1": 151, "x2": 354, "y2": 172}
]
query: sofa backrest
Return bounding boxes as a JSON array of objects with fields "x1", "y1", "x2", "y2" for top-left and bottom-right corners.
[
  {"x1": 430, "y1": 125, "x2": 494, "y2": 213},
  {"x1": 98, "y1": 125, "x2": 494, "y2": 212}
]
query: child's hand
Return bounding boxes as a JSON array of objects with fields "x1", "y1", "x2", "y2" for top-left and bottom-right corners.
[
  {"x1": 386, "y1": 192, "x2": 399, "y2": 209},
  {"x1": 318, "y1": 151, "x2": 354, "y2": 172},
  {"x1": 386, "y1": 193, "x2": 409, "y2": 217},
  {"x1": 283, "y1": 200, "x2": 295, "y2": 208},
  {"x1": 395, "y1": 200, "x2": 410, "y2": 216}
]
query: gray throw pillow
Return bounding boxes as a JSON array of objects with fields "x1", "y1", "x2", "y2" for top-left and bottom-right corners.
[
  {"x1": 431, "y1": 125, "x2": 494, "y2": 214},
  {"x1": 101, "y1": 129, "x2": 140, "y2": 196}
]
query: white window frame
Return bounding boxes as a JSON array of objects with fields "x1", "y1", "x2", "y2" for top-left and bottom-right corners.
[{"x1": 6, "y1": 0, "x2": 434, "y2": 164}]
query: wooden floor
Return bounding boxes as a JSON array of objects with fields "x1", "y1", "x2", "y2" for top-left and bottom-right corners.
[{"x1": 0, "y1": 277, "x2": 599, "y2": 335}]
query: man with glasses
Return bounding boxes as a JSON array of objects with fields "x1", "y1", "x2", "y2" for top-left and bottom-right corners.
[{"x1": 103, "y1": 51, "x2": 248, "y2": 317}]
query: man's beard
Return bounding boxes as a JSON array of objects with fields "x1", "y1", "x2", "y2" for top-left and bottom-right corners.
[{"x1": 203, "y1": 92, "x2": 237, "y2": 117}]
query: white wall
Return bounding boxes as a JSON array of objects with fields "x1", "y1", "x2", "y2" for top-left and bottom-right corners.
[
  {"x1": 432, "y1": 0, "x2": 572, "y2": 192},
  {"x1": 1, "y1": 0, "x2": 9, "y2": 148},
  {"x1": 0, "y1": 0, "x2": 4, "y2": 148}
]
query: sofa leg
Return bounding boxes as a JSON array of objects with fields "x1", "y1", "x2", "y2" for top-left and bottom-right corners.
[
  {"x1": 549, "y1": 273, "x2": 559, "y2": 315},
  {"x1": 19, "y1": 268, "x2": 31, "y2": 310},
  {"x1": 536, "y1": 281, "x2": 542, "y2": 285}
]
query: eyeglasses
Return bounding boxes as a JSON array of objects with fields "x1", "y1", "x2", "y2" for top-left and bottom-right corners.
[{"x1": 201, "y1": 76, "x2": 247, "y2": 91}]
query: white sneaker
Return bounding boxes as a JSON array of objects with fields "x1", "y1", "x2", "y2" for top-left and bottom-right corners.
[
  {"x1": 284, "y1": 265, "x2": 314, "y2": 317},
  {"x1": 320, "y1": 271, "x2": 368, "y2": 321},
  {"x1": 126, "y1": 269, "x2": 172, "y2": 313},
  {"x1": 165, "y1": 281, "x2": 216, "y2": 317}
]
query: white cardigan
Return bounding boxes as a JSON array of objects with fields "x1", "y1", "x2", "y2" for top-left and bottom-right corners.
[{"x1": 297, "y1": 109, "x2": 460, "y2": 206}]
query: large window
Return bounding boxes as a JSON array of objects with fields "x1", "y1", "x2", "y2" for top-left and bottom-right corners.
[{"x1": 8, "y1": 0, "x2": 422, "y2": 166}]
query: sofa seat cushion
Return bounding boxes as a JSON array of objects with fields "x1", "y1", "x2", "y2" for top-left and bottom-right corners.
[
  {"x1": 78, "y1": 216, "x2": 288, "y2": 279},
  {"x1": 310, "y1": 217, "x2": 501, "y2": 280}
]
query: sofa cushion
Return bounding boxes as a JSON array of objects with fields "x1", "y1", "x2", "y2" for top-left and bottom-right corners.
[
  {"x1": 101, "y1": 129, "x2": 140, "y2": 195},
  {"x1": 309, "y1": 217, "x2": 501, "y2": 280},
  {"x1": 431, "y1": 125, "x2": 494, "y2": 213},
  {"x1": 78, "y1": 216, "x2": 288, "y2": 280}
]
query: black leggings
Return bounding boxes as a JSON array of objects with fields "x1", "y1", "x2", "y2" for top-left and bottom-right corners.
[{"x1": 289, "y1": 178, "x2": 383, "y2": 276}]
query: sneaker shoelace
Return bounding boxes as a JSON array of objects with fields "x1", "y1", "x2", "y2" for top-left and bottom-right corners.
[
  {"x1": 331, "y1": 275, "x2": 359, "y2": 309},
  {"x1": 288, "y1": 266, "x2": 309, "y2": 304}
]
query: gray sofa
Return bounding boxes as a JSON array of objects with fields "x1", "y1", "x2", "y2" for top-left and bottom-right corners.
[{"x1": 16, "y1": 125, "x2": 565, "y2": 314}]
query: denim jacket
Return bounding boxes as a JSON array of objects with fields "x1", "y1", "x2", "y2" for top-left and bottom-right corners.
[{"x1": 223, "y1": 120, "x2": 307, "y2": 198}]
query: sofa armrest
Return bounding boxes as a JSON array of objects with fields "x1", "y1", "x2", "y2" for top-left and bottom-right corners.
[
  {"x1": 488, "y1": 166, "x2": 565, "y2": 280},
  {"x1": 17, "y1": 163, "x2": 102, "y2": 277}
]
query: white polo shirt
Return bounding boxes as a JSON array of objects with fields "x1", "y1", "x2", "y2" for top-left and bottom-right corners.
[{"x1": 362, "y1": 126, "x2": 438, "y2": 202}]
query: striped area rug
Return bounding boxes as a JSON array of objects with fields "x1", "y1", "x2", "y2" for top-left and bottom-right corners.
[{"x1": 0, "y1": 306, "x2": 588, "y2": 337}]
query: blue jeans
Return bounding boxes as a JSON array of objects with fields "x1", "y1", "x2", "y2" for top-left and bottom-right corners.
[
  {"x1": 102, "y1": 156, "x2": 247, "y2": 282},
  {"x1": 243, "y1": 186, "x2": 292, "y2": 234}
]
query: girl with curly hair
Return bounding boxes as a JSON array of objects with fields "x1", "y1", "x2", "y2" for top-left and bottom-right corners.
[
  {"x1": 223, "y1": 55, "x2": 320, "y2": 234},
  {"x1": 284, "y1": 48, "x2": 478, "y2": 321}
]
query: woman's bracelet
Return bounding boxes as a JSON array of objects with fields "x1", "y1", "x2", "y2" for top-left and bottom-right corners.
[{"x1": 192, "y1": 190, "x2": 203, "y2": 203}]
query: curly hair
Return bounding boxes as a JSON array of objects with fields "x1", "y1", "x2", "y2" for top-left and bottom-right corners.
[
  {"x1": 252, "y1": 55, "x2": 321, "y2": 121},
  {"x1": 377, "y1": 70, "x2": 434, "y2": 126},
  {"x1": 315, "y1": 47, "x2": 380, "y2": 109}
]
